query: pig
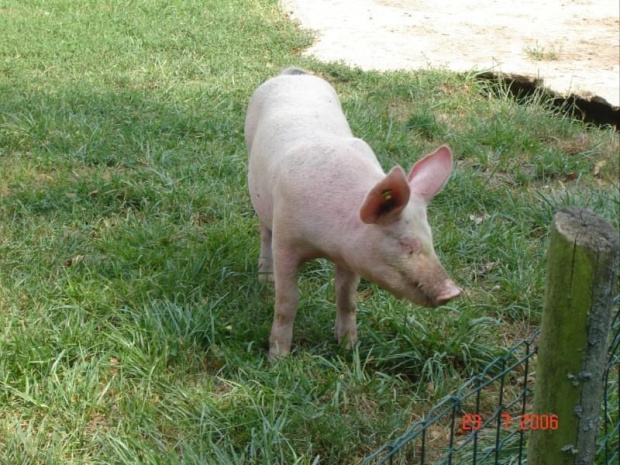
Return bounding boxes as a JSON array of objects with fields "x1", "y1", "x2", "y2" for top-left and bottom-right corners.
[{"x1": 245, "y1": 67, "x2": 461, "y2": 360}]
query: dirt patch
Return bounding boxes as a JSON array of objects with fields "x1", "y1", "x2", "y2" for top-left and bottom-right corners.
[{"x1": 280, "y1": 0, "x2": 619, "y2": 114}]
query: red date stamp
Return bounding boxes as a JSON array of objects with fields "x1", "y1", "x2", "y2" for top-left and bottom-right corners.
[{"x1": 461, "y1": 413, "x2": 559, "y2": 431}]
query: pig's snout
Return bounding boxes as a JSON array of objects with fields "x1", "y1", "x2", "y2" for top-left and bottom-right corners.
[{"x1": 433, "y1": 280, "x2": 461, "y2": 306}]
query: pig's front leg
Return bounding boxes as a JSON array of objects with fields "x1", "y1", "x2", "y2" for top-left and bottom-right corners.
[
  {"x1": 258, "y1": 222, "x2": 274, "y2": 282},
  {"x1": 334, "y1": 264, "x2": 361, "y2": 348},
  {"x1": 269, "y1": 246, "x2": 300, "y2": 360}
]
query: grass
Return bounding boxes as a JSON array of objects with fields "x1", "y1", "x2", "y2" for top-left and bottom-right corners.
[
  {"x1": 0, "y1": 0, "x2": 618, "y2": 463},
  {"x1": 523, "y1": 41, "x2": 562, "y2": 61}
]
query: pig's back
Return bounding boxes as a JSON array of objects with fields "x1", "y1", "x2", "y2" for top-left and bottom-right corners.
[
  {"x1": 245, "y1": 72, "x2": 353, "y2": 156},
  {"x1": 246, "y1": 71, "x2": 380, "y2": 229}
]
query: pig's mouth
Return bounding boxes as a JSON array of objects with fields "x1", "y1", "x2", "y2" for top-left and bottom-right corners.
[
  {"x1": 377, "y1": 274, "x2": 435, "y2": 307},
  {"x1": 367, "y1": 267, "x2": 460, "y2": 307},
  {"x1": 407, "y1": 278, "x2": 462, "y2": 307},
  {"x1": 405, "y1": 280, "x2": 436, "y2": 307},
  {"x1": 400, "y1": 275, "x2": 460, "y2": 308}
]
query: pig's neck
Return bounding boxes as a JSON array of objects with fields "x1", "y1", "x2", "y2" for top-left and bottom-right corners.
[
  {"x1": 299, "y1": 144, "x2": 387, "y2": 274},
  {"x1": 323, "y1": 179, "x2": 383, "y2": 275},
  {"x1": 340, "y1": 211, "x2": 380, "y2": 274}
]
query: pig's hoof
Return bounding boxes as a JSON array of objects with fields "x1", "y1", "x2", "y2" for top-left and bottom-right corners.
[
  {"x1": 335, "y1": 332, "x2": 358, "y2": 349},
  {"x1": 338, "y1": 339, "x2": 357, "y2": 350},
  {"x1": 258, "y1": 272, "x2": 275, "y2": 283},
  {"x1": 268, "y1": 339, "x2": 291, "y2": 361},
  {"x1": 268, "y1": 348, "x2": 288, "y2": 362}
]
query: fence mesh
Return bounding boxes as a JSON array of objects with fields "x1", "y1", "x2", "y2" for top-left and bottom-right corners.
[{"x1": 362, "y1": 295, "x2": 620, "y2": 464}]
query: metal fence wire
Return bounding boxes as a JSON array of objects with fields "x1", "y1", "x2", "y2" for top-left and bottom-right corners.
[{"x1": 362, "y1": 295, "x2": 620, "y2": 465}]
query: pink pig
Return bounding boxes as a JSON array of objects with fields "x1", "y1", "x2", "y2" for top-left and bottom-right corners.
[{"x1": 246, "y1": 68, "x2": 461, "y2": 360}]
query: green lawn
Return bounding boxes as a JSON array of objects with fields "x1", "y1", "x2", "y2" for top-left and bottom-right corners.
[{"x1": 1, "y1": 1, "x2": 618, "y2": 463}]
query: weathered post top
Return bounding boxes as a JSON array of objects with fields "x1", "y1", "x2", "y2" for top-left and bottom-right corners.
[{"x1": 554, "y1": 207, "x2": 620, "y2": 253}]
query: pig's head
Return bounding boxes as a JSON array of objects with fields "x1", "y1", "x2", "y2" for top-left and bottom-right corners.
[{"x1": 357, "y1": 145, "x2": 461, "y2": 307}]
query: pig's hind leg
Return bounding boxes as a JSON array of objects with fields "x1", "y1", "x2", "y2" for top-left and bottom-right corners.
[
  {"x1": 269, "y1": 243, "x2": 301, "y2": 360},
  {"x1": 258, "y1": 222, "x2": 274, "y2": 282},
  {"x1": 334, "y1": 264, "x2": 360, "y2": 348}
]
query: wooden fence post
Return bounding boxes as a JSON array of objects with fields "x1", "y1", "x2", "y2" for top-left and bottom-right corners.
[{"x1": 528, "y1": 207, "x2": 620, "y2": 464}]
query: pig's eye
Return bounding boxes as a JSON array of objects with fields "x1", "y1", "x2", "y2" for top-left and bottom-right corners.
[{"x1": 400, "y1": 238, "x2": 420, "y2": 255}]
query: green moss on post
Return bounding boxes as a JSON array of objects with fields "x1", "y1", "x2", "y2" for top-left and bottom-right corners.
[{"x1": 528, "y1": 208, "x2": 620, "y2": 464}]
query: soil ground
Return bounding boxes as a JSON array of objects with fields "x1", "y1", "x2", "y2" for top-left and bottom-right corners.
[{"x1": 280, "y1": 0, "x2": 619, "y2": 108}]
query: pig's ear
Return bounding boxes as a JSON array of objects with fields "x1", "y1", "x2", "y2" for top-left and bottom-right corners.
[
  {"x1": 408, "y1": 145, "x2": 453, "y2": 202},
  {"x1": 360, "y1": 166, "x2": 411, "y2": 224}
]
